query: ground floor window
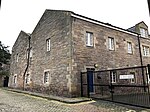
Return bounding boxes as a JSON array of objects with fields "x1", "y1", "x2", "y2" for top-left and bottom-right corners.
[
  {"x1": 44, "y1": 71, "x2": 49, "y2": 84},
  {"x1": 25, "y1": 74, "x2": 30, "y2": 84},
  {"x1": 110, "y1": 71, "x2": 117, "y2": 83},
  {"x1": 13, "y1": 74, "x2": 17, "y2": 84}
]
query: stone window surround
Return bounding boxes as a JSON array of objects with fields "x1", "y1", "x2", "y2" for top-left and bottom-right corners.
[
  {"x1": 142, "y1": 45, "x2": 150, "y2": 57},
  {"x1": 25, "y1": 73, "x2": 30, "y2": 84},
  {"x1": 140, "y1": 27, "x2": 148, "y2": 38},
  {"x1": 108, "y1": 37, "x2": 115, "y2": 51},
  {"x1": 85, "y1": 31, "x2": 94, "y2": 47},
  {"x1": 127, "y1": 41, "x2": 133, "y2": 54},
  {"x1": 13, "y1": 74, "x2": 17, "y2": 84},
  {"x1": 43, "y1": 69, "x2": 50, "y2": 85},
  {"x1": 46, "y1": 38, "x2": 51, "y2": 52}
]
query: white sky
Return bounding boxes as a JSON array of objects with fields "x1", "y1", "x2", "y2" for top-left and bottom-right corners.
[{"x1": 0, "y1": 0, "x2": 149, "y2": 52}]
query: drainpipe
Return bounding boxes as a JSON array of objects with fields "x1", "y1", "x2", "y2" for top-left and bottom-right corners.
[
  {"x1": 137, "y1": 34, "x2": 146, "y2": 91},
  {"x1": 23, "y1": 35, "x2": 31, "y2": 90},
  {"x1": 137, "y1": 34, "x2": 143, "y2": 67}
]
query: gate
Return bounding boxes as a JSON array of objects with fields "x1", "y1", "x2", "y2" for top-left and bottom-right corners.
[{"x1": 81, "y1": 65, "x2": 150, "y2": 108}]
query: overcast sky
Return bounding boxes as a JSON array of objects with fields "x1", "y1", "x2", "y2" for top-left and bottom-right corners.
[{"x1": 0, "y1": 0, "x2": 149, "y2": 51}]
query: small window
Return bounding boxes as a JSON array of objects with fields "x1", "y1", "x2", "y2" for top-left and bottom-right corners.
[
  {"x1": 25, "y1": 74, "x2": 30, "y2": 84},
  {"x1": 140, "y1": 28, "x2": 148, "y2": 37},
  {"x1": 108, "y1": 37, "x2": 115, "y2": 50},
  {"x1": 46, "y1": 39, "x2": 51, "y2": 51},
  {"x1": 14, "y1": 75, "x2": 17, "y2": 84},
  {"x1": 86, "y1": 32, "x2": 93, "y2": 47},
  {"x1": 127, "y1": 42, "x2": 133, "y2": 54},
  {"x1": 142, "y1": 45, "x2": 149, "y2": 56},
  {"x1": 16, "y1": 54, "x2": 19, "y2": 62},
  {"x1": 44, "y1": 71, "x2": 49, "y2": 83},
  {"x1": 110, "y1": 71, "x2": 116, "y2": 83},
  {"x1": 130, "y1": 72, "x2": 135, "y2": 83}
]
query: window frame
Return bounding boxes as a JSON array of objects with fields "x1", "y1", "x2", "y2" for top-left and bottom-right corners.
[
  {"x1": 25, "y1": 74, "x2": 30, "y2": 84},
  {"x1": 110, "y1": 71, "x2": 117, "y2": 83},
  {"x1": 127, "y1": 42, "x2": 133, "y2": 54},
  {"x1": 140, "y1": 28, "x2": 148, "y2": 37},
  {"x1": 43, "y1": 71, "x2": 50, "y2": 84},
  {"x1": 86, "y1": 32, "x2": 94, "y2": 47},
  {"x1": 142, "y1": 45, "x2": 150, "y2": 56},
  {"x1": 108, "y1": 37, "x2": 115, "y2": 50},
  {"x1": 13, "y1": 74, "x2": 17, "y2": 84},
  {"x1": 46, "y1": 38, "x2": 51, "y2": 52}
]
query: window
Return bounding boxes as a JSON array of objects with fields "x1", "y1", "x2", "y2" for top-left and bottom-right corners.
[
  {"x1": 46, "y1": 38, "x2": 51, "y2": 51},
  {"x1": 140, "y1": 28, "x2": 148, "y2": 37},
  {"x1": 44, "y1": 71, "x2": 49, "y2": 83},
  {"x1": 13, "y1": 74, "x2": 17, "y2": 84},
  {"x1": 130, "y1": 72, "x2": 135, "y2": 83},
  {"x1": 86, "y1": 32, "x2": 93, "y2": 47},
  {"x1": 108, "y1": 37, "x2": 115, "y2": 50},
  {"x1": 16, "y1": 54, "x2": 19, "y2": 62},
  {"x1": 143, "y1": 45, "x2": 149, "y2": 56},
  {"x1": 110, "y1": 71, "x2": 116, "y2": 83},
  {"x1": 127, "y1": 42, "x2": 132, "y2": 54},
  {"x1": 25, "y1": 74, "x2": 30, "y2": 84}
]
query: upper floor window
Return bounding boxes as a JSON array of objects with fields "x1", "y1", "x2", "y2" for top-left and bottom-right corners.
[
  {"x1": 127, "y1": 42, "x2": 133, "y2": 54},
  {"x1": 86, "y1": 32, "x2": 93, "y2": 47},
  {"x1": 142, "y1": 45, "x2": 149, "y2": 56},
  {"x1": 108, "y1": 37, "x2": 115, "y2": 50},
  {"x1": 16, "y1": 54, "x2": 19, "y2": 62},
  {"x1": 140, "y1": 28, "x2": 148, "y2": 37},
  {"x1": 110, "y1": 71, "x2": 117, "y2": 83},
  {"x1": 46, "y1": 38, "x2": 51, "y2": 51},
  {"x1": 44, "y1": 71, "x2": 49, "y2": 84}
]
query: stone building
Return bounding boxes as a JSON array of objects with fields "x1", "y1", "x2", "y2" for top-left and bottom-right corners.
[{"x1": 9, "y1": 10, "x2": 150, "y2": 97}]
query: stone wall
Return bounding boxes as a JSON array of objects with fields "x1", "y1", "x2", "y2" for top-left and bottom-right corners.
[
  {"x1": 27, "y1": 10, "x2": 73, "y2": 97},
  {"x1": 9, "y1": 31, "x2": 29, "y2": 88},
  {"x1": 71, "y1": 18, "x2": 150, "y2": 96}
]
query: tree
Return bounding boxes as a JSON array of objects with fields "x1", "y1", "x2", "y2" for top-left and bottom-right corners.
[
  {"x1": 0, "y1": 41, "x2": 11, "y2": 64},
  {"x1": 0, "y1": 41, "x2": 11, "y2": 76}
]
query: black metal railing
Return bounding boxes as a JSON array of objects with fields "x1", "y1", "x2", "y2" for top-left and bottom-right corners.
[{"x1": 81, "y1": 65, "x2": 150, "y2": 108}]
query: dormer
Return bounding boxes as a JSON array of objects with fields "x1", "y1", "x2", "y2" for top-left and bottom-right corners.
[{"x1": 128, "y1": 21, "x2": 149, "y2": 38}]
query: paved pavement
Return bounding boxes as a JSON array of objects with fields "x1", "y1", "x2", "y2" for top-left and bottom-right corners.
[{"x1": 0, "y1": 88, "x2": 150, "y2": 112}]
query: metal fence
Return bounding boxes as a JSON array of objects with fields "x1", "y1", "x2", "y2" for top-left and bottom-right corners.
[{"x1": 81, "y1": 65, "x2": 150, "y2": 108}]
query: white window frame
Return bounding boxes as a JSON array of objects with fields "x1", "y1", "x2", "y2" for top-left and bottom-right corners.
[
  {"x1": 127, "y1": 42, "x2": 133, "y2": 54},
  {"x1": 108, "y1": 37, "x2": 115, "y2": 50},
  {"x1": 44, "y1": 71, "x2": 50, "y2": 84},
  {"x1": 25, "y1": 74, "x2": 30, "y2": 84},
  {"x1": 142, "y1": 45, "x2": 149, "y2": 56},
  {"x1": 110, "y1": 71, "x2": 116, "y2": 83},
  {"x1": 86, "y1": 32, "x2": 93, "y2": 47},
  {"x1": 13, "y1": 74, "x2": 17, "y2": 84},
  {"x1": 46, "y1": 38, "x2": 51, "y2": 51},
  {"x1": 140, "y1": 28, "x2": 148, "y2": 37}
]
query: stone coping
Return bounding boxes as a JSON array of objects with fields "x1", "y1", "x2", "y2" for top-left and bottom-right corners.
[{"x1": 2, "y1": 88, "x2": 92, "y2": 104}]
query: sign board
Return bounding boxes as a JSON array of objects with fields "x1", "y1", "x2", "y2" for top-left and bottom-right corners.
[{"x1": 120, "y1": 74, "x2": 134, "y2": 79}]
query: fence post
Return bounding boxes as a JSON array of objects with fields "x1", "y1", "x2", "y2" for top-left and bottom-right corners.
[
  {"x1": 87, "y1": 69, "x2": 90, "y2": 98},
  {"x1": 81, "y1": 72, "x2": 83, "y2": 97}
]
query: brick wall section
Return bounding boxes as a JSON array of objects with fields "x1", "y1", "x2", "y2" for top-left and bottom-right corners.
[{"x1": 9, "y1": 31, "x2": 29, "y2": 88}]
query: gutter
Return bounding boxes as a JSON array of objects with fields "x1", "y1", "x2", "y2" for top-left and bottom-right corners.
[{"x1": 23, "y1": 35, "x2": 31, "y2": 90}]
